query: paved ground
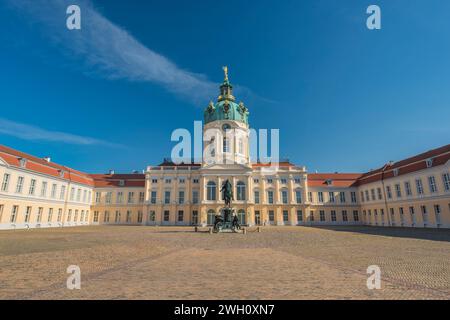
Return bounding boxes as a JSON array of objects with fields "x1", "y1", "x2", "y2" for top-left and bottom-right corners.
[{"x1": 0, "y1": 225, "x2": 449, "y2": 300}]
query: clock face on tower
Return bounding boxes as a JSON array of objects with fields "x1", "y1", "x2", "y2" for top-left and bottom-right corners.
[{"x1": 222, "y1": 123, "x2": 231, "y2": 131}]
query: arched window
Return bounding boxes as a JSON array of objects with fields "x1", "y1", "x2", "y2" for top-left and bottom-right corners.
[
  {"x1": 238, "y1": 138, "x2": 243, "y2": 154},
  {"x1": 237, "y1": 209, "x2": 246, "y2": 225},
  {"x1": 223, "y1": 137, "x2": 230, "y2": 153},
  {"x1": 236, "y1": 181, "x2": 246, "y2": 200},
  {"x1": 206, "y1": 181, "x2": 216, "y2": 201},
  {"x1": 207, "y1": 209, "x2": 215, "y2": 225}
]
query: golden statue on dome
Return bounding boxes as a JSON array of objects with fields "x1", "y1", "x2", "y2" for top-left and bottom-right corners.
[{"x1": 222, "y1": 66, "x2": 229, "y2": 82}]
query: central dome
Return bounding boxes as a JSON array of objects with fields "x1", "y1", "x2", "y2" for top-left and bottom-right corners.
[{"x1": 204, "y1": 67, "x2": 249, "y2": 125}]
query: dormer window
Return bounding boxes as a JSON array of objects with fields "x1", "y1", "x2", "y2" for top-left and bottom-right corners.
[
  {"x1": 19, "y1": 158, "x2": 27, "y2": 168},
  {"x1": 426, "y1": 158, "x2": 433, "y2": 168},
  {"x1": 118, "y1": 180, "x2": 125, "y2": 187},
  {"x1": 58, "y1": 170, "x2": 65, "y2": 178},
  {"x1": 325, "y1": 179, "x2": 333, "y2": 186},
  {"x1": 393, "y1": 168, "x2": 399, "y2": 177}
]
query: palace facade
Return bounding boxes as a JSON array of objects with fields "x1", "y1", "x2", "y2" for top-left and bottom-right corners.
[{"x1": 1, "y1": 70, "x2": 449, "y2": 230}]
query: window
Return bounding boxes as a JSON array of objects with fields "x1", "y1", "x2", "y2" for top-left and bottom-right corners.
[
  {"x1": 152, "y1": 179, "x2": 158, "y2": 184},
  {"x1": 238, "y1": 138, "x2": 244, "y2": 154},
  {"x1": 328, "y1": 192, "x2": 335, "y2": 203},
  {"x1": 165, "y1": 179, "x2": 172, "y2": 184},
  {"x1": 76, "y1": 189, "x2": 81, "y2": 202},
  {"x1": 340, "y1": 192, "x2": 346, "y2": 203},
  {"x1": 409, "y1": 206, "x2": 416, "y2": 226},
  {"x1": 126, "y1": 211, "x2": 132, "y2": 223},
  {"x1": 164, "y1": 210, "x2": 170, "y2": 222},
  {"x1": 24, "y1": 206, "x2": 32, "y2": 223},
  {"x1": 151, "y1": 191, "x2": 157, "y2": 204},
  {"x1": 268, "y1": 210, "x2": 275, "y2": 222},
  {"x1": 331, "y1": 210, "x2": 337, "y2": 222},
  {"x1": 342, "y1": 210, "x2": 348, "y2": 222},
  {"x1": 15, "y1": 176, "x2": 24, "y2": 193},
  {"x1": 426, "y1": 158, "x2": 433, "y2": 168},
  {"x1": 267, "y1": 178, "x2": 273, "y2": 184},
  {"x1": 137, "y1": 211, "x2": 143, "y2": 223},
  {"x1": 10, "y1": 205, "x2": 19, "y2": 223},
  {"x1": 360, "y1": 191, "x2": 364, "y2": 203},
  {"x1": 253, "y1": 178, "x2": 259, "y2": 184},
  {"x1": 104, "y1": 211, "x2": 110, "y2": 223},
  {"x1": 36, "y1": 207, "x2": 43, "y2": 223},
  {"x1": 47, "y1": 208, "x2": 53, "y2": 222},
  {"x1": 297, "y1": 210, "x2": 303, "y2": 222},
  {"x1": 95, "y1": 192, "x2": 100, "y2": 203},
  {"x1": 178, "y1": 210, "x2": 184, "y2": 222},
  {"x1": 51, "y1": 184, "x2": 57, "y2": 198},
  {"x1": 148, "y1": 211, "x2": 156, "y2": 222},
  {"x1": 60, "y1": 186, "x2": 66, "y2": 200},
  {"x1": 178, "y1": 191, "x2": 185, "y2": 204},
  {"x1": 179, "y1": 178, "x2": 185, "y2": 184},
  {"x1": 371, "y1": 189, "x2": 376, "y2": 201},
  {"x1": 69, "y1": 187, "x2": 74, "y2": 201},
  {"x1": 434, "y1": 205, "x2": 441, "y2": 225},
  {"x1": 117, "y1": 192, "x2": 123, "y2": 203},
  {"x1": 192, "y1": 211, "x2": 198, "y2": 225},
  {"x1": 280, "y1": 178, "x2": 287, "y2": 184},
  {"x1": 416, "y1": 179, "x2": 424, "y2": 195},
  {"x1": 128, "y1": 192, "x2": 135, "y2": 204},
  {"x1": 0, "y1": 204, "x2": 3, "y2": 221},
  {"x1": 319, "y1": 210, "x2": 325, "y2": 222},
  {"x1": 377, "y1": 188, "x2": 382, "y2": 200},
  {"x1": 399, "y1": 207, "x2": 405, "y2": 225},
  {"x1": 223, "y1": 137, "x2": 230, "y2": 152},
  {"x1": 281, "y1": 190, "x2": 288, "y2": 204},
  {"x1": 254, "y1": 191, "x2": 260, "y2": 204},
  {"x1": 365, "y1": 190, "x2": 370, "y2": 202},
  {"x1": 308, "y1": 192, "x2": 313, "y2": 203},
  {"x1": 106, "y1": 192, "x2": 112, "y2": 204},
  {"x1": 318, "y1": 192, "x2": 324, "y2": 203},
  {"x1": 236, "y1": 181, "x2": 246, "y2": 201},
  {"x1": 164, "y1": 191, "x2": 171, "y2": 204},
  {"x1": 267, "y1": 191, "x2": 274, "y2": 204},
  {"x1": 192, "y1": 190, "x2": 199, "y2": 204},
  {"x1": 193, "y1": 179, "x2": 199, "y2": 184},
  {"x1": 389, "y1": 208, "x2": 395, "y2": 225},
  {"x1": 283, "y1": 210, "x2": 289, "y2": 222},
  {"x1": 1, "y1": 173, "x2": 10, "y2": 192},
  {"x1": 93, "y1": 211, "x2": 99, "y2": 223},
  {"x1": 443, "y1": 173, "x2": 450, "y2": 191},
  {"x1": 351, "y1": 191, "x2": 357, "y2": 203},
  {"x1": 82, "y1": 190, "x2": 87, "y2": 202},
  {"x1": 353, "y1": 210, "x2": 359, "y2": 222},
  {"x1": 309, "y1": 211, "x2": 314, "y2": 222},
  {"x1": 421, "y1": 206, "x2": 428, "y2": 225},
  {"x1": 57, "y1": 209, "x2": 62, "y2": 222},
  {"x1": 29, "y1": 179, "x2": 36, "y2": 195},
  {"x1": 428, "y1": 176, "x2": 437, "y2": 193},
  {"x1": 115, "y1": 211, "x2": 121, "y2": 223},
  {"x1": 405, "y1": 182, "x2": 412, "y2": 196},
  {"x1": 386, "y1": 186, "x2": 392, "y2": 199},
  {"x1": 206, "y1": 181, "x2": 216, "y2": 201},
  {"x1": 294, "y1": 177, "x2": 301, "y2": 184},
  {"x1": 395, "y1": 184, "x2": 402, "y2": 198},
  {"x1": 295, "y1": 191, "x2": 302, "y2": 204}
]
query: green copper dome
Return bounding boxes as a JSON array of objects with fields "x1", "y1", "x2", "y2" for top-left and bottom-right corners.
[{"x1": 204, "y1": 67, "x2": 249, "y2": 125}]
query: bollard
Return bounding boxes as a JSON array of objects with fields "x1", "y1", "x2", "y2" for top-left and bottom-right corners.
[
  {"x1": 209, "y1": 227, "x2": 213, "y2": 234},
  {"x1": 195, "y1": 226, "x2": 198, "y2": 233},
  {"x1": 243, "y1": 227, "x2": 247, "y2": 235},
  {"x1": 257, "y1": 226, "x2": 261, "y2": 233}
]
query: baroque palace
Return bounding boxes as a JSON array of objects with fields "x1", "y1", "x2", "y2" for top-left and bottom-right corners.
[{"x1": 1, "y1": 70, "x2": 449, "y2": 230}]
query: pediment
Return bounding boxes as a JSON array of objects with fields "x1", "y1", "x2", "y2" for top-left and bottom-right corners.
[{"x1": 201, "y1": 163, "x2": 252, "y2": 172}]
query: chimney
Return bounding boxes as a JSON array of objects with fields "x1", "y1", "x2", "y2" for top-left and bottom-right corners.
[{"x1": 43, "y1": 156, "x2": 51, "y2": 163}]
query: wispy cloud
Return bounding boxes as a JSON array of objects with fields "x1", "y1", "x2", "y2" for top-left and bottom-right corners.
[
  {"x1": 0, "y1": 118, "x2": 121, "y2": 147},
  {"x1": 5, "y1": 0, "x2": 219, "y2": 104}
]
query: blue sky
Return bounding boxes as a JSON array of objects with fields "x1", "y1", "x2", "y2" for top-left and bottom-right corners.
[{"x1": 0, "y1": 0, "x2": 449, "y2": 173}]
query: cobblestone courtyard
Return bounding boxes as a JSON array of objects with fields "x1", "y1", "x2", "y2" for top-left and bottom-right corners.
[{"x1": 0, "y1": 225, "x2": 449, "y2": 299}]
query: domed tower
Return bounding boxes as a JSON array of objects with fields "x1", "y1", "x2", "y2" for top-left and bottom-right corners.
[{"x1": 203, "y1": 67, "x2": 250, "y2": 167}]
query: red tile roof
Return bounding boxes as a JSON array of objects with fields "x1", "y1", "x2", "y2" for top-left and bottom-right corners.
[
  {"x1": 0, "y1": 145, "x2": 94, "y2": 186},
  {"x1": 90, "y1": 174, "x2": 145, "y2": 188},
  {"x1": 307, "y1": 173, "x2": 362, "y2": 188},
  {"x1": 357, "y1": 144, "x2": 450, "y2": 186}
]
